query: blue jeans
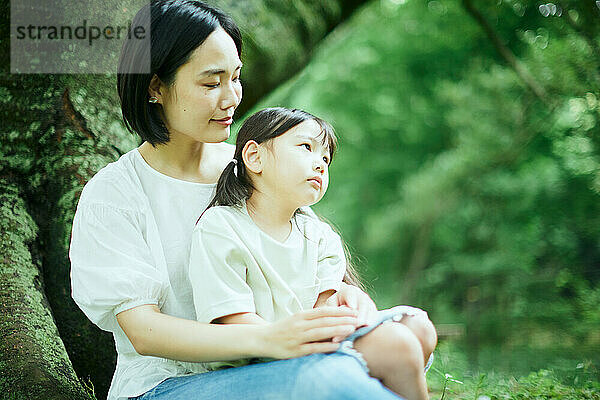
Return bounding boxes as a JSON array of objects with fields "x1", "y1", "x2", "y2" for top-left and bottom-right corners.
[{"x1": 131, "y1": 353, "x2": 401, "y2": 399}]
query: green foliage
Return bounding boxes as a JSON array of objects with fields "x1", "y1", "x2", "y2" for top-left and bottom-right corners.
[
  {"x1": 434, "y1": 369, "x2": 600, "y2": 400},
  {"x1": 241, "y1": 0, "x2": 600, "y2": 372},
  {"x1": 428, "y1": 342, "x2": 600, "y2": 400}
]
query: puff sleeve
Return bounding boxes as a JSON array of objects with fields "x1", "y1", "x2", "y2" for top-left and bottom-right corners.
[
  {"x1": 189, "y1": 213, "x2": 255, "y2": 324},
  {"x1": 316, "y1": 223, "x2": 346, "y2": 294},
  {"x1": 69, "y1": 203, "x2": 168, "y2": 332}
]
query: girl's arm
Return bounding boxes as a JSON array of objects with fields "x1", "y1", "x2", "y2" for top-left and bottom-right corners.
[
  {"x1": 313, "y1": 284, "x2": 379, "y2": 326},
  {"x1": 117, "y1": 303, "x2": 359, "y2": 361},
  {"x1": 213, "y1": 312, "x2": 267, "y2": 325},
  {"x1": 313, "y1": 287, "x2": 377, "y2": 322},
  {"x1": 314, "y1": 289, "x2": 337, "y2": 308},
  {"x1": 334, "y1": 283, "x2": 378, "y2": 325},
  {"x1": 314, "y1": 220, "x2": 378, "y2": 325},
  {"x1": 216, "y1": 290, "x2": 338, "y2": 323}
]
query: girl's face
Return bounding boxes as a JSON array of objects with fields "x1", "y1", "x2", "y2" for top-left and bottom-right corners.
[
  {"x1": 261, "y1": 120, "x2": 332, "y2": 208},
  {"x1": 156, "y1": 28, "x2": 242, "y2": 144}
]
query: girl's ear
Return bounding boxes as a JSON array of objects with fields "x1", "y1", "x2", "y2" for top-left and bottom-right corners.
[
  {"x1": 148, "y1": 74, "x2": 164, "y2": 104},
  {"x1": 242, "y1": 140, "x2": 263, "y2": 174}
]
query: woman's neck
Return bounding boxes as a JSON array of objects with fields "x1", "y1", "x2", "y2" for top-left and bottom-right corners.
[
  {"x1": 138, "y1": 137, "x2": 227, "y2": 184},
  {"x1": 246, "y1": 191, "x2": 296, "y2": 242}
]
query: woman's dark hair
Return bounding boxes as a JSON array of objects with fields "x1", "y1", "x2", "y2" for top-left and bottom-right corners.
[
  {"x1": 206, "y1": 107, "x2": 363, "y2": 289},
  {"x1": 117, "y1": 0, "x2": 242, "y2": 145}
]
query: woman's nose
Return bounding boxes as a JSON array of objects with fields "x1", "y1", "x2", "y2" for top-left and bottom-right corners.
[{"x1": 220, "y1": 81, "x2": 241, "y2": 110}]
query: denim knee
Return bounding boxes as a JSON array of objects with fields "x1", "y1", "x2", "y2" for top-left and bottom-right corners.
[{"x1": 292, "y1": 353, "x2": 400, "y2": 400}]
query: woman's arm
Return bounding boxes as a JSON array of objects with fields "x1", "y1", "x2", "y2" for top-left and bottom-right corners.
[
  {"x1": 117, "y1": 305, "x2": 264, "y2": 361},
  {"x1": 117, "y1": 304, "x2": 359, "y2": 361}
]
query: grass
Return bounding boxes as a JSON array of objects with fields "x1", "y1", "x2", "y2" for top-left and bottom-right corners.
[{"x1": 427, "y1": 342, "x2": 600, "y2": 400}]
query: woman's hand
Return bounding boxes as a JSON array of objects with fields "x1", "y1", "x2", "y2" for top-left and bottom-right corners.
[
  {"x1": 259, "y1": 306, "x2": 359, "y2": 359},
  {"x1": 328, "y1": 283, "x2": 378, "y2": 326}
]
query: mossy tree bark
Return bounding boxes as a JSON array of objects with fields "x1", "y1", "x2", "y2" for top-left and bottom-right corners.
[
  {"x1": 0, "y1": 182, "x2": 94, "y2": 400},
  {"x1": 0, "y1": 0, "x2": 367, "y2": 398}
]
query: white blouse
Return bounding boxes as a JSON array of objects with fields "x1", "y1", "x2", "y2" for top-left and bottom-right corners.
[{"x1": 69, "y1": 148, "x2": 217, "y2": 400}]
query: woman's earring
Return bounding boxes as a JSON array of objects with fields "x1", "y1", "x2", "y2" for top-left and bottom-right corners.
[{"x1": 149, "y1": 96, "x2": 159, "y2": 104}]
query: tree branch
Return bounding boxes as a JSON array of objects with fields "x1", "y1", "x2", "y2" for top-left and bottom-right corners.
[{"x1": 462, "y1": 0, "x2": 550, "y2": 107}]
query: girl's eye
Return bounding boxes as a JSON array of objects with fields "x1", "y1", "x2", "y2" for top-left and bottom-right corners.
[
  {"x1": 205, "y1": 83, "x2": 220, "y2": 88},
  {"x1": 323, "y1": 156, "x2": 330, "y2": 164},
  {"x1": 301, "y1": 143, "x2": 311, "y2": 151}
]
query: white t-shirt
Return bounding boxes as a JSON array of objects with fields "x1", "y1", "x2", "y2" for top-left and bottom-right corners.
[
  {"x1": 190, "y1": 204, "x2": 346, "y2": 325},
  {"x1": 69, "y1": 148, "x2": 217, "y2": 400}
]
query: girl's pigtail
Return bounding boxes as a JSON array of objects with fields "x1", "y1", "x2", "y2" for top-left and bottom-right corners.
[{"x1": 204, "y1": 158, "x2": 252, "y2": 213}]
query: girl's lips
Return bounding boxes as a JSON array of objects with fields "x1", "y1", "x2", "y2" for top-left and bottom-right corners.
[
  {"x1": 308, "y1": 178, "x2": 321, "y2": 189},
  {"x1": 211, "y1": 117, "x2": 233, "y2": 126}
]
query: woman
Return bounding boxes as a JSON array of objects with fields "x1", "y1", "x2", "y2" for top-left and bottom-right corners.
[{"x1": 70, "y1": 1, "x2": 404, "y2": 399}]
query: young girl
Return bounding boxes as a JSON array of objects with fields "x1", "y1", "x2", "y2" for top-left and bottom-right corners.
[{"x1": 189, "y1": 107, "x2": 437, "y2": 400}]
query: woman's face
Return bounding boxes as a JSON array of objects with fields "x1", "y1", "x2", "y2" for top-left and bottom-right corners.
[{"x1": 156, "y1": 28, "x2": 242, "y2": 144}]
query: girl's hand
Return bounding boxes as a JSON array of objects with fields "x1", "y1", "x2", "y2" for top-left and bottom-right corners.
[
  {"x1": 330, "y1": 283, "x2": 378, "y2": 326},
  {"x1": 259, "y1": 306, "x2": 359, "y2": 359}
]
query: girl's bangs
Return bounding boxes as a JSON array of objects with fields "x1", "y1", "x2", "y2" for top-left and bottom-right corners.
[{"x1": 314, "y1": 118, "x2": 337, "y2": 158}]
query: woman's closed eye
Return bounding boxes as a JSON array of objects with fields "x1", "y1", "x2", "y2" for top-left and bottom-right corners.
[{"x1": 204, "y1": 76, "x2": 241, "y2": 89}]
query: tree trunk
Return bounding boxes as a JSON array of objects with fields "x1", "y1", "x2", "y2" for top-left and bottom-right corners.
[
  {"x1": 0, "y1": 181, "x2": 93, "y2": 400},
  {"x1": 400, "y1": 220, "x2": 433, "y2": 304},
  {"x1": 0, "y1": 0, "x2": 368, "y2": 398},
  {"x1": 215, "y1": 0, "x2": 371, "y2": 116}
]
